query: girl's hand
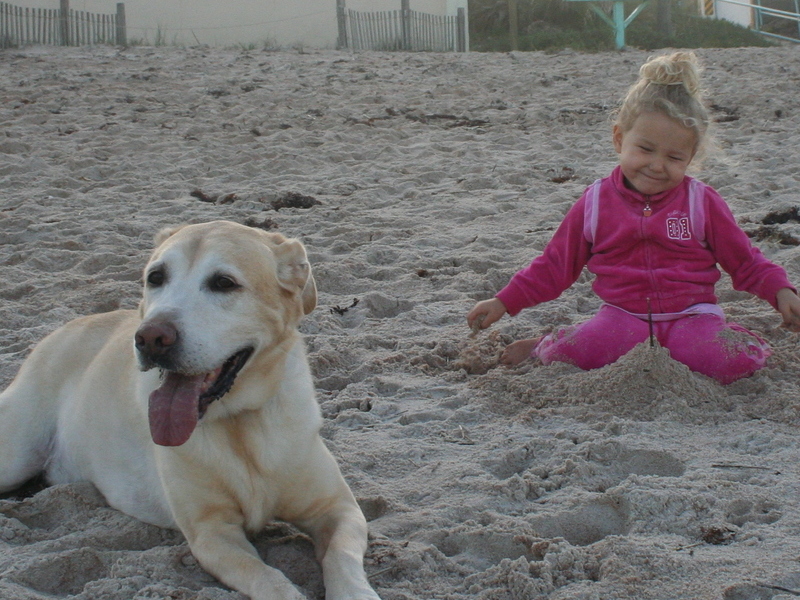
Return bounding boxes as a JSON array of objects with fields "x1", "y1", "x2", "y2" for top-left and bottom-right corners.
[
  {"x1": 467, "y1": 298, "x2": 508, "y2": 332},
  {"x1": 777, "y1": 288, "x2": 800, "y2": 332}
]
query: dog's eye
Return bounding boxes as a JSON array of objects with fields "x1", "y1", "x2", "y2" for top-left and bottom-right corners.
[
  {"x1": 209, "y1": 274, "x2": 239, "y2": 292},
  {"x1": 146, "y1": 270, "x2": 166, "y2": 287}
]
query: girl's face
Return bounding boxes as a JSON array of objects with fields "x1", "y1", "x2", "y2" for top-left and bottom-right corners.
[{"x1": 613, "y1": 111, "x2": 697, "y2": 196}]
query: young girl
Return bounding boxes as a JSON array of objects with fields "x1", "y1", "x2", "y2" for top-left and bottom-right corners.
[{"x1": 467, "y1": 51, "x2": 800, "y2": 385}]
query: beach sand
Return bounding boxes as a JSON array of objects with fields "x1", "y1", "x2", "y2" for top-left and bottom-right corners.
[{"x1": 1, "y1": 44, "x2": 800, "y2": 600}]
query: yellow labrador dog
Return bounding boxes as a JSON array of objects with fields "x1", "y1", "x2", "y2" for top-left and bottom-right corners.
[{"x1": 0, "y1": 221, "x2": 380, "y2": 600}]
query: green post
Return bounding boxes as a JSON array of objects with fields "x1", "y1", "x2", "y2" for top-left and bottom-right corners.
[
  {"x1": 567, "y1": 0, "x2": 650, "y2": 50},
  {"x1": 613, "y1": 1, "x2": 624, "y2": 49}
]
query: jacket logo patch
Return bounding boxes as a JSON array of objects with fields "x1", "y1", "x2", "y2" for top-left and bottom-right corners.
[{"x1": 667, "y1": 217, "x2": 692, "y2": 240}]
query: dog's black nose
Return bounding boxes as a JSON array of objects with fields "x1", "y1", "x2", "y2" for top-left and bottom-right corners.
[{"x1": 135, "y1": 321, "x2": 178, "y2": 358}]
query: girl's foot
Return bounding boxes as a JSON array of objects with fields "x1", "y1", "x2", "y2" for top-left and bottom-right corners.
[{"x1": 500, "y1": 337, "x2": 541, "y2": 366}]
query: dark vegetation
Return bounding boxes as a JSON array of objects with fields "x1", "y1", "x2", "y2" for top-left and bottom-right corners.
[{"x1": 468, "y1": 0, "x2": 787, "y2": 52}]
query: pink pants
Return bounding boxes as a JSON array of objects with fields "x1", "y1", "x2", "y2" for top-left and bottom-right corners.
[{"x1": 533, "y1": 304, "x2": 771, "y2": 385}]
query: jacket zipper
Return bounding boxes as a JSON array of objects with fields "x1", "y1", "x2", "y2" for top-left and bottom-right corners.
[{"x1": 641, "y1": 195, "x2": 657, "y2": 309}]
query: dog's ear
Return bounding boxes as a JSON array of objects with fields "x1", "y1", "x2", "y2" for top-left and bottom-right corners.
[
  {"x1": 154, "y1": 226, "x2": 183, "y2": 247},
  {"x1": 273, "y1": 239, "x2": 317, "y2": 315}
]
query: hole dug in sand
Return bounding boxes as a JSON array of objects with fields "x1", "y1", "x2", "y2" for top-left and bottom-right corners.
[
  {"x1": 421, "y1": 497, "x2": 625, "y2": 580},
  {"x1": 526, "y1": 497, "x2": 628, "y2": 547},
  {"x1": 462, "y1": 536, "x2": 604, "y2": 599},
  {"x1": 723, "y1": 571, "x2": 800, "y2": 600}
]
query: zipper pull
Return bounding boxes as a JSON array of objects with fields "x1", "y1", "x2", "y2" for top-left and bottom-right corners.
[{"x1": 643, "y1": 198, "x2": 652, "y2": 217}]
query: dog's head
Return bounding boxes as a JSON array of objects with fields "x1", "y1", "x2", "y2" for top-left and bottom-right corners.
[{"x1": 135, "y1": 220, "x2": 316, "y2": 447}]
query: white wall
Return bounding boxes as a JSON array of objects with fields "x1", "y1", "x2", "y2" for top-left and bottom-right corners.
[
  {"x1": 699, "y1": 0, "x2": 753, "y2": 27},
  {"x1": 717, "y1": 0, "x2": 754, "y2": 27},
  {"x1": 16, "y1": 0, "x2": 465, "y2": 47},
  {"x1": 79, "y1": 0, "x2": 336, "y2": 47}
]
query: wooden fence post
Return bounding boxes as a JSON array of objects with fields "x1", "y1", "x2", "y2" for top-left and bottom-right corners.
[
  {"x1": 336, "y1": 0, "x2": 347, "y2": 49},
  {"x1": 456, "y1": 7, "x2": 466, "y2": 52},
  {"x1": 507, "y1": 0, "x2": 518, "y2": 50},
  {"x1": 59, "y1": 0, "x2": 68, "y2": 45},
  {"x1": 401, "y1": 0, "x2": 410, "y2": 50},
  {"x1": 115, "y1": 2, "x2": 125, "y2": 46}
]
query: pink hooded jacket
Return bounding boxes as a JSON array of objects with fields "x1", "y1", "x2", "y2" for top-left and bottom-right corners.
[{"x1": 496, "y1": 166, "x2": 792, "y2": 316}]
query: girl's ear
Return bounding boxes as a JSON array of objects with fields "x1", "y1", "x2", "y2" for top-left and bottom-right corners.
[{"x1": 612, "y1": 125, "x2": 624, "y2": 154}]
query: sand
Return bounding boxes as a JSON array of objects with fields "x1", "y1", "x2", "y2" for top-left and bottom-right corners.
[{"x1": 1, "y1": 43, "x2": 800, "y2": 600}]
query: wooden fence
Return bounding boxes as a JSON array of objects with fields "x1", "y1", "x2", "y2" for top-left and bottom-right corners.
[
  {"x1": 337, "y1": 0, "x2": 467, "y2": 52},
  {"x1": 1, "y1": 0, "x2": 126, "y2": 48}
]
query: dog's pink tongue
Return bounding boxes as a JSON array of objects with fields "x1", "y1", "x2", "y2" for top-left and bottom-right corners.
[{"x1": 148, "y1": 372, "x2": 204, "y2": 446}]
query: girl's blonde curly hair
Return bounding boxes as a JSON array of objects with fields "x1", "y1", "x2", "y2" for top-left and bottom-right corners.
[{"x1": 615, "y1": 52, "x2": 713, "y2": 163}]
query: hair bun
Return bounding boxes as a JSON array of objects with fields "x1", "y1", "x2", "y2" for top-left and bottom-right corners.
[{"x1": 639, "y1": 51, "x2": 701, "y2": 96}]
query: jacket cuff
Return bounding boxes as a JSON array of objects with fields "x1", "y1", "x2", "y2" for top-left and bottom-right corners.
[{"x1": 496, "y1": 286, "x2": 528, "y2": 316}]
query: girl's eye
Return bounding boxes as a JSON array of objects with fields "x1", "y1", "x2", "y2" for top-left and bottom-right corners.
[
  {"x1": 146, "y1": 270, "x2": 166, "y2": 287},
  {"x1": 209, "y1": 274, "x2": 240, "y2": 292}
]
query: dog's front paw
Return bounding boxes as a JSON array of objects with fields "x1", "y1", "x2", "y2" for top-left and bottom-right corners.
[
  {"x1": 327, "y1": 583, "x2": 381, "y2": 600},
  {"x1": 253, "y1": 578, "x2": 307, "y2": 600}
]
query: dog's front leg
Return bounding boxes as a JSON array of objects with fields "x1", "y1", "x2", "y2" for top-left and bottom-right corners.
[
  {"x1": 303, "y1": 500, "x2": 381, "y2": 600},
  {"x1": 187, "y1": 520, "x2": 307, "y2": 600}
]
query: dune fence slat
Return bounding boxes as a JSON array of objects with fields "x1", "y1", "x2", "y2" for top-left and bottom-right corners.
[
  {"x1": 340, "y1": 6, "x2": 466, "y2": 52},
  {"x1": 1, "y1": 0, "x2": 126, "y2": 48}
]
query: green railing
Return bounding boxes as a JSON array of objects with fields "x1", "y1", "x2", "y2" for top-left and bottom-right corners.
[
  {"x1": 715, "y1": 0, "x2": 800, "y2": 42},
  {"x1": 563, "y1": 0, "x2": 650, "y2": 49}
]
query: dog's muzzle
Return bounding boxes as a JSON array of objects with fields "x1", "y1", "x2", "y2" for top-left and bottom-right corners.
[{"x1": 135, "y1": 320, "x2": 254, "y2": 447}]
